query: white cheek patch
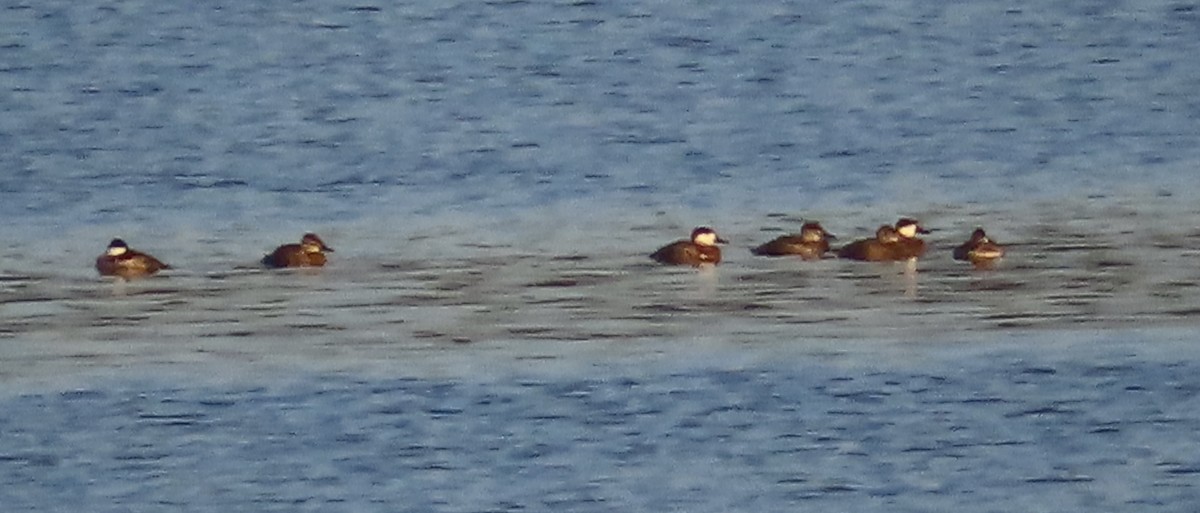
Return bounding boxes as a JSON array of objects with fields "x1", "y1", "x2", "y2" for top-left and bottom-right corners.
[
  {"x1": 694, "y1": 232, "x2": 717, "y2": 246},
  {"x1": 106, "y1": 246, "x2": 128, "y2": 256},
  {"x1": 897, "y1": 224, "x2": 918, "y2": 238}
]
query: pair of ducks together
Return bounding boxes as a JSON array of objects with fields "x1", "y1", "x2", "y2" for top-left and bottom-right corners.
[
  {"x1": 95, "y1": 233, "x2": 334, "y2": 279},
  {"x1": 650, "y1": 218, "x2": 1004, "y2": 267}
]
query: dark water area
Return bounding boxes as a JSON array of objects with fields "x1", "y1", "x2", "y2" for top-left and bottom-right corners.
[
  {"x1": 3, "y1": 0, "x2": 1200, "y2": 233},
  {"x1": 2, "y1": 332, "x2": 1200, "y2": 512}
]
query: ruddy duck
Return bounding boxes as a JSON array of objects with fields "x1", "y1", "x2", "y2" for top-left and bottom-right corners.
[
  {"x1": 650, "y1": 227, "x2": 727, "y2": 266},
  {"x1": 953, "y1": 228, "x2": 1005, "y2": 267},
  {"x1": 837, "y1": 225, "x2": 902, "y2": 261},
  {"x1": 751, "y1": 221, "x2": 836, "y2": 260},
  {"x1": 892, "y1": 217, "x2": 931, "y2": 260},
  {"x1": 95, "y1": 238, "x2": 170, "y2": 279},
  {"x1": 262, "y1": 233, "x2": 334, "y2": 268}
]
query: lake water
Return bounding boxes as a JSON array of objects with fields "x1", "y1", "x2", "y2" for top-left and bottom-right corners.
[{"x1": 3, "y1": 0, "x2": 1200, "y2": 511}]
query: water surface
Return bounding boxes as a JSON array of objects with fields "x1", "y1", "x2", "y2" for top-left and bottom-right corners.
[{"x1": 2, "y1": 0, "x2": 1200, "y2": 511}]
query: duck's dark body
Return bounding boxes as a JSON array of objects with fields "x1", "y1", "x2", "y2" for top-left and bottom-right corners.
[
  {"x1": 893, "y1": 237, "x2": 928, "y2": 260},
  {"x1": 262, "y1": 245, "x2": 328, "y2": 268},
  {"x1": 263, "y1": 233, "x2": 334, "y2": 268},
  {"x1": 651, "y1": 240, "x2": 722, "y2": 266},
  {"x1": 751, "y1": 222, "x2": 834, "y2": 260},
  {"x1": 837, "y1": 226, "x2": 901, "y2": 262}
]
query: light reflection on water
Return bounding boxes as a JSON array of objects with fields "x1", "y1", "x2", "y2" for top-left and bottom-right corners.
[{"x1": 2, "y1": 199, "x2": 1199, "y2": 384}]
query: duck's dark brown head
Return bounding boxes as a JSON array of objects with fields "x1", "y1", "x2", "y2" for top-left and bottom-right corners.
[
  {"x1": 301, "y1": 233, "x2": 334, "y2": 253},
  {"x1": 801, "y1": 222, "x2": 834, "y2": 242},
  {"x1": 875, "y1": 225, "x2": 901, "y2": 244}
]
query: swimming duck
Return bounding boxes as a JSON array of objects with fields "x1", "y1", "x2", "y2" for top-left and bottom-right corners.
[
  {"x1": 95, "y1": 238, "x2": 170, "y2": 279},
  {"x1": 262, "y1": 233, "x2": 334, "y2": 268},
  {"x1": 953, "y1": 228, "x2": 1004, "y2": 267},
  {"x1": 650, "y1": 227, "x2": 727, "y2": 266},
  {"x1": 751, "y1": 221, "x2": 836, "y2": 260},
  {"x1": 891, "y1": 217, "x2": 931, "y2": 260},
  {"x1": 837, "y1": 225, "x2": 902, "y2": 261}
]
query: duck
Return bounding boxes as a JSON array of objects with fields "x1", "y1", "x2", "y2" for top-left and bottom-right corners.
[
  {"x1": 650, "y1": 227, "x2": 727, "y2": 266},
  {"x1": 95, "y1": 239, "x2": 170, "y2": 279},
  {"x1": 891, "y1": 217, "x2": 931, "y2": 260},
  {"x1": 751, "y1": 221, "x2": 836, "y2": 260},
  {"x1": 837, "y1": 225, "x2": 902, "y2": 261},
  {"x1": 262, "y1": 233, "x2": 334, "y2": 268},
  {"x1": 953, "y1": 228, "x2": 1005, "y2": 267}
]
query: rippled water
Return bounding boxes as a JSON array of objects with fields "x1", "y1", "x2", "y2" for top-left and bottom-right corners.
[
  {"x1": 3, "y1": 332, "x2": 1200, "y2": 512},
  {"x1": 3, "y1": 0, "x2": 1200, "y2": 510}
]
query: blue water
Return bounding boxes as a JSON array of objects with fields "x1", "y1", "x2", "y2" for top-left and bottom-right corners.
[
  {"x1": 3, "y1": 0, "x2": 1200, "y2": 510},
  {"x1": 3, "y1": 333, "x2": 1200, "y2": 512}
]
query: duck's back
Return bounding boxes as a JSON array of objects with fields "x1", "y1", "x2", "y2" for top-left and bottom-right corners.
[
  {"x1": 752, "y1": 235, "x2": 828, "y2": 260},
  {"x1": 837, "y1": 239, "x2": 896, "y2": 262}
]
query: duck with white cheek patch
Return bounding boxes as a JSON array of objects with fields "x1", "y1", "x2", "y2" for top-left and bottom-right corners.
[
  {"x1": 891, "y1": 217, "x2": 931, "y2": 260},
  {"x1": 651, "y1": 227, "x2": 728, "y2": 267},
  {"x1": 95, "y1": 239, "x2": 171, "y2": 279},
  {"x1": 953, "y1": 227, "x2": 1005, "y2": 268}
]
